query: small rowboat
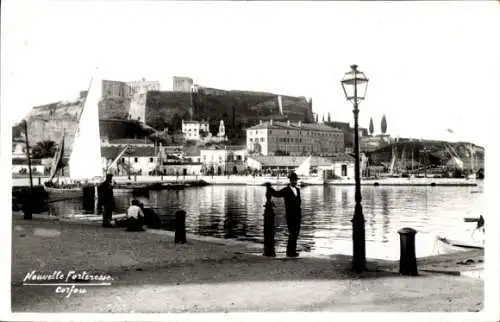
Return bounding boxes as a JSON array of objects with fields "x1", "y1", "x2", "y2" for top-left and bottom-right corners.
[
  {"x1": 62, "y1": 212, "x2": 127, "y2": 222},
  {"x1": 435, "y1": 229, "x2": 485, "y2": 254}
]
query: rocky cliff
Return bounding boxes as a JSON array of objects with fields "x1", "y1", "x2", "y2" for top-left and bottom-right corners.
[
  {"x1": 145, "y1": 88, "x2": 312, "y2": 144},
  {"x1": 15, "y1": 85, "x2": 313, "y2": 147}
]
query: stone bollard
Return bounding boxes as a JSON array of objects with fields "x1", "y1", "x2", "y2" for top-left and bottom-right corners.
[
  {"x1": 263, "y1": 183, "x2": 276, "y2": 257},
  {"x1": 22, "y1": 197, "x2": 33, "y2": 220},
  {"x1": 174, "y1": 210, "x2": 187, "y2": 244},
  {"x1": 398, "y1": 227, "x2": 418, "y2": 276},
  {"x1": 82, "y1": 186, "x2": 96, "y2": 213}
]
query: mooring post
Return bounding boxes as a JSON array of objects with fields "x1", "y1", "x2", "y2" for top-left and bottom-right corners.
[
  {"x1": 175, "y1": 210, "x2": 187, "y2": 244},
  {"x1": 22, "y1": 194, "x2": 33, "y2": 220},
  {"x1": 398, "y1": 227, "x2": 418, "y2": 276},
  {"x1": 94, "y1": 183, "x2": 99, "y2": 216},
  {"x1": 263, "y1": 183, "x2": 276, "y2": 257}
]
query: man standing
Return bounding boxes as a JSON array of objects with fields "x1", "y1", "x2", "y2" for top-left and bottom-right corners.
[
  {"x1": 266, "y1": 172, "x2": 302, "y2": 257},
  {"x1": 98, "y1": 174, "x2": 115, "y2": 227}
]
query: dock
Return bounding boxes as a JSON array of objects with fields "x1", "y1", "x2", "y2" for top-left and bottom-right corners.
[{"x1": 12, "y1": 175, "x2": 479, "y2": 188}]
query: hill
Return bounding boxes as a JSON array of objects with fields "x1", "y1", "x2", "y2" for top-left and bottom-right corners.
[
  {"x1": 366, "y1": 139, "x2": 484, "y2": 171},
  {"x1": 145, "y1": 88, "x2": 312, "y2": 144},
  {"x1": 14, "y1": 84, "x2": 313, "y2": 148}
]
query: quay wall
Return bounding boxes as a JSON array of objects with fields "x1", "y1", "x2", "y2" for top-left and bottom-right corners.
[{"x1": 12, "y1": 175, "x2": 479, "y2": 188}]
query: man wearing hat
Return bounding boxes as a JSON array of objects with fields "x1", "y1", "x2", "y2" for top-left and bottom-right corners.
[
  {"x1": 98, "y1": 173, "x2": 115, "y2": 227},
  {"x1": 266, "y1": 171, "x2": 302, "y2": 257}
]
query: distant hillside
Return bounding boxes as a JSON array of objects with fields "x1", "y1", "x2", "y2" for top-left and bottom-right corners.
[
  {"x1": 15, "y1": 84, "x2": 312, "y2": 147},
  {"x1": 145, "y1": 88, "x2": 312, "y2": 144},
  {"x1": 366, "y1": 139, "x2": 484, "y2": 170}
]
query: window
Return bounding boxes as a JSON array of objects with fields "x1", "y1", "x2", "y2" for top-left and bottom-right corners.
[
  {"x1": 121, "y1": 158, "x2": 125, "y2": 162},
  {"x1": 149, "y1": 157, "x2": 154, "y2": 162},
  {"x1": 249, "y1": 138, "x2": 253, "y2": 142},
  {"x1": 260, "y1": 138, "x2": 264, "y2": 142},
  {"x1": 134, "y1": 157, "x2": 138, "y2": 163},
  {"x1": 341, "y1": 164, "x2": 347, "y2": 176},
  {"x1": 269, "y1": 130, "x2": 272, "y2": 134}
]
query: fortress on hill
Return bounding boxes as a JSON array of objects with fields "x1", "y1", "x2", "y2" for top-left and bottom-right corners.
[{"x1": 18, "y1": 76, "x2": 313, "y2": 150}]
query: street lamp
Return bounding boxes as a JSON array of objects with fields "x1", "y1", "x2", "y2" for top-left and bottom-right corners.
[{"x1": 341, "y1": 64, "x2": 369, "y2": 272}]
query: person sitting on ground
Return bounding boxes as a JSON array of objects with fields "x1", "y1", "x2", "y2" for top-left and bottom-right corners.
[{"x1": 126, "y1": 199, "x2": 145, "y2": 232}]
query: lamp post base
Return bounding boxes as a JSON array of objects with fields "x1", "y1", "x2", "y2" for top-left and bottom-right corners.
[{"x1": 352, "y1": 203, "x2": 366, "y2": 272}]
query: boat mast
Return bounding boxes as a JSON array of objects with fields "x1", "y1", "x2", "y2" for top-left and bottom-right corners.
[{"x1": 24, "y1": 120, "x2": 34, "y2": 191}]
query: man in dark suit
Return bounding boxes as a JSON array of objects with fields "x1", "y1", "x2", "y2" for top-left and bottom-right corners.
[
  {"x1": 98, "y1": 174, "x2": 115, "y2": 227},
  {"x1": 267, "y1": 172, "x2": 302, "y2": 257}
]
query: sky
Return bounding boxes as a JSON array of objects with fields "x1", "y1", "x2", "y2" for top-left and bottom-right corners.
[{"x1": 1, "y1": 1, "x2": 500, "y2": 146}]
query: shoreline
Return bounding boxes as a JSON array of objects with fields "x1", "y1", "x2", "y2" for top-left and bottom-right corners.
[
  {"x1": 11, "y1": 211, "x2": 484, "y2": 277},
  {"x1": 11, "y1": 214, "x2": 484, "y2": 312},
  {"x1": 12, "y1": 175, "x2": 480, "y2": 188}
]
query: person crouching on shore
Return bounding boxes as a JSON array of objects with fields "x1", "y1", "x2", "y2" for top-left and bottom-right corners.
[{"x1": 126, "y1": 199, "x2": 145, "y2": 232}]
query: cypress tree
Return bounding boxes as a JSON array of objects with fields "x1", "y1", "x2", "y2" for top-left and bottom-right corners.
[{"x1": 381, "y1": 115, "x2": 387, "y2": 134}]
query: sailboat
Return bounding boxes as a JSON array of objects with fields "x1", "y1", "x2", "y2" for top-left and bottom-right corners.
[
  {"x1": 295, "y1": 155, "x2": 312, "y2": 186},
  {"x1": 44, "y1": 69, "x2": 104, "y2": 194},
  {"x1": 466, "y1": 144, "x2": 477, "y2": 180}
]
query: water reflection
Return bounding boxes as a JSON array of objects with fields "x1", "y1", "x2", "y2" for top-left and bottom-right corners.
[
  {"x1": 381, "y1": 189, "x2": 390, "y2": 243},
  {"x1": 47, "y1": 183, "x2": 484, "y2": 260}
]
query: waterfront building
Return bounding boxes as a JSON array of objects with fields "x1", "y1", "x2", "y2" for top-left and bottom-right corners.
[
  {"x1": 181, "y1": 119, "x2": 228, "y2": 143},
  {"x1": 162, "y1": 145, "x2": 185, "y2": 160},
  {"x1": 12, "y1": 158, "x2": 45, "y2": 175},
  {"x1": 246, "y1": 120, "x2": 344, "y2": 156},
  {"x1": 182, "y1": 120, "x2": 210, "y2": 141},
  {"x1": 200, "y1": 145, "x2": 248, "y2": 175},
  {"x1": 102, "y1": 146, "x2": 159, "y2": 176},
  {"x1": 160, "y1": 162, "x2": 203, "y2": 176},
  {"x1": 246, "y1": 154, "x2": 355, "y2": 179}
]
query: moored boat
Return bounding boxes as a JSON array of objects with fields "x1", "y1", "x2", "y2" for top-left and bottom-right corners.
[
  {"x1": 44, "y1": 69, "x2": 105, "y2": 196},
  {"x1": 435, "y1": 234, "x2": 484, "y2": 255}
]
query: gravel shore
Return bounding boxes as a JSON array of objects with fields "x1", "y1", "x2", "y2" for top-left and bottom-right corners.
[{"x1": 11, "y1": 216, "x2": 484, "y2": 312}]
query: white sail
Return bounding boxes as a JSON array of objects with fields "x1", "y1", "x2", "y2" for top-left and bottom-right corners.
[
  {"x1": 69, "y1": 70, "x2": 103, "y2": 182},
  {"x1": 277, "y1": 95, "x2": 284, "y2": 115},
  {"x1": 389, "y1": 145, "x2": 397, "y2": 175},
  {"x1": 296, "y1": 156, "x2": 312, "y2": 177}
]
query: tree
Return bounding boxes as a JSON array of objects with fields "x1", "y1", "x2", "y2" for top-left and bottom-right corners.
[
  {"x1": 170, "y1": 113, "x2": 183, "y2": 132},
  {"x1": 327, "y1": 112, "x2": 331, "y2": 123},
  {"x1": 322, "y1": 115, "x2": 325, "y2": 123},
  {"x1": 381, "y1": 115, "x2": 387, "y2": 134},
  {"x1": 315, "y1": 114, "x2": 318, "y2": 123},
  {"x1": 32, "y1": 140, "x2": 56, "y2": 159},
  {"x1": 369, "y1": 117, "x2": 374, "y2": 135}
]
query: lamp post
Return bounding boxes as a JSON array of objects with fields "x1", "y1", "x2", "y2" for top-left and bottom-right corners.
[
  {"x1": 341, "y1": 64, "x2": 369, "y2": 272},
  {"x1": 125, "y1": 145, "x2": 135, "y2": 180}
]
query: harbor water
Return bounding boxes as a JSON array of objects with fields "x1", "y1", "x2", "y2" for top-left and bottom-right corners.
[{"x1": 45, "y1": 182, "x2": 484, "y2": 260}]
